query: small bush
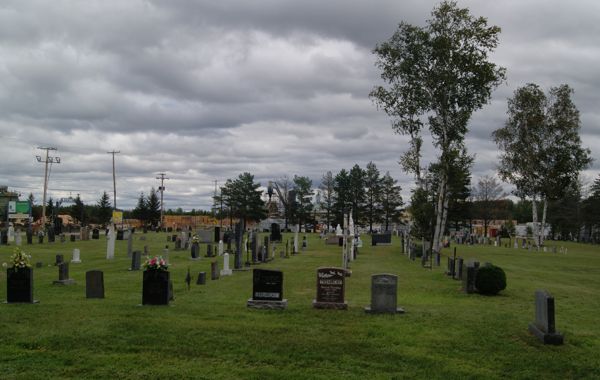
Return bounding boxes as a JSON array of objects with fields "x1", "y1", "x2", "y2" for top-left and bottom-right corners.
[{"x1": 475, "y1": 265, "x2": 507, "y2": 295}]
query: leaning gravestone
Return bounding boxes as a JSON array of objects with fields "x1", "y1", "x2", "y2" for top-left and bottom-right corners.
[
  {"x1": 312, "y1": 267, "x2": 347, "y2": 310},
  {"x1": 86, "y1": 270, "x2": 105, "y2": 299},
  {"x1": 247, "y1": 269, "x2": 287, "y2": 309},
  {"x1": 53, "y1": 263, "x2": 75, "y2": 285},
  {"x1": 130, "y1": 251, "x2": 142, "y2": 271},
  {"x1": 528, "y1": 290, "x2": 564, "y2": 345},
  {"x1": 364, "y1": 274, "x2": 404, "y2": 314}
]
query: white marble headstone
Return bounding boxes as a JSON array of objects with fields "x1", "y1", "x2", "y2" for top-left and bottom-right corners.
[{"x1": 72, "y1": 248, "x2": 81, "y2": 263}]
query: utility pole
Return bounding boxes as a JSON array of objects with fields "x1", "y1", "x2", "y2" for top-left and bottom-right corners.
[
  {"x1": 36, "y1": 147, "x2": 60, "y2": 226},
  {"x1": 213, "y1": 180, "x2": 218, "y2": 217},
  {"x1": 156, "y1": 173, "x2": 169, "y2": 228},
  {"x1": 107, "y1": 150, "x2": 120, "y2": 210}
]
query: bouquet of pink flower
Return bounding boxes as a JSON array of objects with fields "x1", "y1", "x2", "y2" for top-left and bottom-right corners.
[{"x1": 143, "y1": 256, "x2": 169, "y2": 271}]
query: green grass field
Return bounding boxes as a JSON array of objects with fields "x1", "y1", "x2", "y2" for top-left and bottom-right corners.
[{"x1": 0, "y1": 232, "x2": 599, "y2": 379}]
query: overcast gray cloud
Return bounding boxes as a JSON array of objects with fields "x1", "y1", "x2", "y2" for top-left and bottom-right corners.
[{"x1": 1, "y1": 0, "x2": 598, "y2": 210}]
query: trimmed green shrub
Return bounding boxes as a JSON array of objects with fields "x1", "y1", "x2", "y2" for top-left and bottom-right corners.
[{"x1": 475, "y1": 265, "x2": 507, "y2": 295}]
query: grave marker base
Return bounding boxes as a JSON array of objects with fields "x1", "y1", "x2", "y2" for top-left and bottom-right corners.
[
  {"x1": 364, "y1": 306, "x2": 405, "y2": 314},
  {"x1": 247, "y1": 299, "x2": 288, "y2": 310},
  {"x1": 312, "y1": 300, "x2": 348, "y2": 310},
  {"x1": 528, "y1": 323, "x2": 564, "y2": 345},
  {"x1": 52, "y1": 279, "x2": 76, "y2": 285}
]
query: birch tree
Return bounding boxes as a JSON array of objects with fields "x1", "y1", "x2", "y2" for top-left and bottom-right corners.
[
  {"x1": 371, "y1": 1, "x2": 505, "y2": 253},
  {"x1": 493, "y1": 84, "x2": 591, "y2": 246}
]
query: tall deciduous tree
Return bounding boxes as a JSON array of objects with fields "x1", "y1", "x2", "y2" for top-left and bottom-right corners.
[
  {"x1": 371, "y1": 1, "x2": 505, "y2": 253},
  {"x1": 273, "y1": 175, "x2": 293, "y2": 229},
  {"x1": 380, "y1": 171, "x2": 403, "y2": 231},
  {"x1": 319, "y1": 171, "x2": 336, "y2": 230},
  {"x1": 364, "y1": 161, "x2": 383, "y2": 233},
  {"x1": 493, "y1": 83, "x2": 591, "y2": 245},
  {"x1": 472, "y1": 175, "x2": 506, "y2": 237}
]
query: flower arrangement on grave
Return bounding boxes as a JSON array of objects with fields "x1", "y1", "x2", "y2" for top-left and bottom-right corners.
[
  {"x1": 192, "y1": 235, "x2": 199, "y2": 244},
  {"x1": 10, "y1": 247, "x2": 32, "y2": 269},
  {"x1": 143, "y1": 256, "x2": 169, "y2": 271}
]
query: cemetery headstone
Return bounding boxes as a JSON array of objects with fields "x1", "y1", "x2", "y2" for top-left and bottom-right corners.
[
  {"x1": 53, "y1": 262, "x2": 75, "y2": 285},
  {"x1": 55, "y1": 254, "x2": 64, "y2": 266},
  {"x1": 130, "y1": 251, "x2": 142, "y2": 271},
  {"x1": 127, "y1": 232, "x2": 133, "y2": 258},
  {"x1": 70, "y1": 234, "x2": 76, "y2": 242},
  {"x1": 60, "y1": 234, "x2": 66, "y2": 243},
  {"x1": 106, "y1": 225, "x2": 115, "y2": 260},
  {"x1": 92, "y1": 228, "x2": 100, "y2": 240},
  {"x1": 312, "y1": 267, "x2": 347, "y2": 310},
  {"x1": 528, "y1": 290, "x2": 564, "y2": 345},
  {"x1": 26, "y1": 229, "x2": 33, "y2": 245},
  {"x1": 35, "y1": 262, "x2": 43, "y2": 268},
  {"x1": 142, "y1": 270, "x2": 170, "y2": 305},
  {"x1": 206, "y1": 244, "x2": 213, "y2": 258},
  {"x1": 71, "y1": 249, "x2": 81, "y2": 263},
  {"x1": 371, "y1": 233, "x2": 392, "y2": 246},
  {"x1": 364, "y1": 274, "x2": 404, "y2": 314},
  {"x1": 86, "y1": 270, "x2": 104, "y2": 299},
  {"x1": 211, "y1": 261, "x2": 219, "y2": 280},
  {"x1": 6, "y1": 267, "x2": 36, "y2": 303},
  {"x1": 218, "y1": 240, "x2": 224, "y2": 256},
  {"x1": 462, "y1": 261, "x2": 479, "y2": 293},
  {"x1": 116, "y1": 230, "x2": 124, "y2": 241},
  {"x1": 196, "y1": 272, "x2": 206, "y2": 285},
  {"x1": 454, "y1": 257, "x2": 464, "y2": 280},
  {"x1": 270, "y1": 223, "x2": 282, "y2": 242},
  {"x1": 214, "y1": 226, "x2": 221, "y2": 243},
  {"x1": 15, "y1": 232, "x2": 22, "y2": 246},
  {"x1": 218, "y1": 251, "x2": 231, "y2": 277},
  {"x1": 196, "y1": 230, "x2": 213, "y2": 243},
  {"x1": 191, "y1": 242, "x2": 200, "y2": 260},
  {"x1": 247, "y1": 269, "x2": 287, "y2": 309}
]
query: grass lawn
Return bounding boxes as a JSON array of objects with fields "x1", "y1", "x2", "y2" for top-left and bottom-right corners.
[{"x1": 0, "y1": 232, "x2": 599, "y2": 379}]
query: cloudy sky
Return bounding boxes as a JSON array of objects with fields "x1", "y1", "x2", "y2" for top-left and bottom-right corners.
[{"x1": 1, "y1": 0, "x2": 599, "y2": 210}]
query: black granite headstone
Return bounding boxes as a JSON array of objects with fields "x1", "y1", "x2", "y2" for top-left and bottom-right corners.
[
  {"x1": 252, "y1": 269, "x2": 283, "y2": 301},
  {"x1": 6, "y1": 267, "x2": 34, "y2": 303},
  {"x1": 116, "y1": 230, "x2": 124, "y2": 240},
  {"x1": 92, "y1": 228, "x2": 100, "y2": 240},
  {"x1": 86, "y1": 270, "x2": 105, "y2": 299},
  {"x1": 142, "y1": 270, "x2": 170, "y2": 305},
  {"x1": 196, "y1": 272, "x2": 206, "y2": 285}
]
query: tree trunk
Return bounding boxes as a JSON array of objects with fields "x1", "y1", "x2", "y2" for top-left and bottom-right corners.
[
  {"x1": 439, "y1": 194, "x2": 450, "y2": 250},
  {"x1": 432, "y1": 175, "x2": 447, "y2": 254},
  {"x1": 532, "y1": 196, "x2": 539, "y2": 247},
  {"x1": 540, "y1": 197, "x2": 548, "y2": 246}
]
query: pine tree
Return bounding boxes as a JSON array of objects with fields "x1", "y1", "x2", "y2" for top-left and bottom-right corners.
[
  {"x1": 97, "y1": 192, "x2": 112, "y2": 225},
  {"x1": 364, "y1": 161, "x2": 383, "y2": 233},
  {"x1": 133, "y1": 192, "x2": 149, "y2": 225},
  {"x1": 380, "y1": 172, "x2": 403, "y2": 231},
  {"x1": 147, "y1": 188, "x2": 161, "y2": 226}
]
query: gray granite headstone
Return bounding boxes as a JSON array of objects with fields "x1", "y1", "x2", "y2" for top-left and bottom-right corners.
[
  {"x1": 127, "y1": 232, "x2": 133, "y2": 258},
  {"x1": 462, "y1": 261, "x2": 479, "y2": 293},
  {"x1": 86, "y1": 270, "x2": 104, "y2": 298},
  {"x1": 454, "y1": 257, "x2": 464, "y2": 280},
  {"x1": 211, "y1": 261, "x2": 219, "y2": 280},
  {"x1": 528, "y1": 290, "x2": 564, "y2": 344},
  {"x1": 365, "y1": 274, "x2": 404, "y2": 314},
  {"x1": 130, "y1": 251, "x2": 141, "y2": 271}
]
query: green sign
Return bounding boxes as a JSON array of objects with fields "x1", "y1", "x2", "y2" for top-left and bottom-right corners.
[{"x1": 9, "y1": 201, "x2": 31, "y2": 214}]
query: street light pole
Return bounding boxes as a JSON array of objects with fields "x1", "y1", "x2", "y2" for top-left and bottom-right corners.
[
  {"x1": 156, "y1": 173, "x2": 169, "y2": 228},
  {"x1": 107, "y1": 150, "x2": 120, "y2": 210}
]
